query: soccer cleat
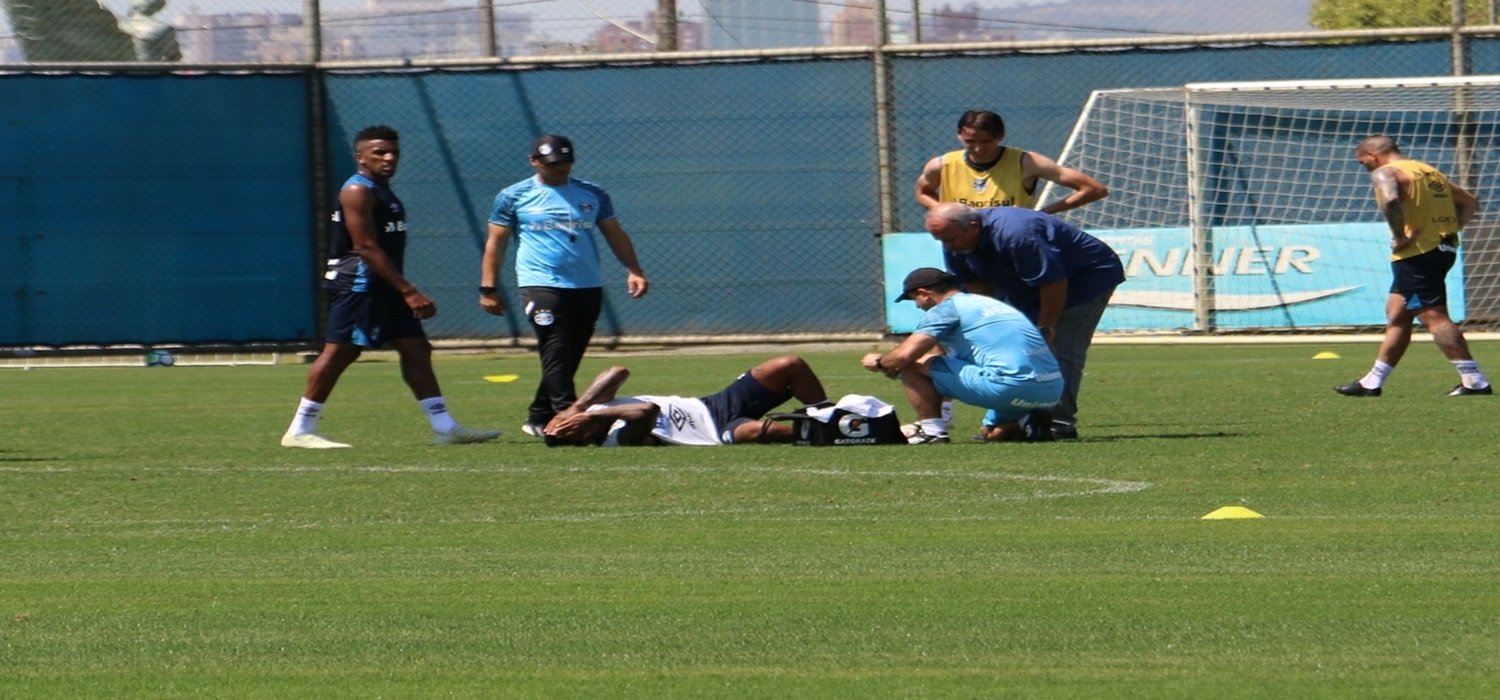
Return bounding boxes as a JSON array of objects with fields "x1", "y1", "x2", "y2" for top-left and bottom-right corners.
[
  {"x1": 906, "y1": 427, "x2": 950, "y2": 445},
  {"x1": 433, "y1": 424, "x2": 502, "y2": 445},
  {"x1": 1019, "y1": 410, "x2": 1056, "y2": 443},
  {"x1": 1333, "y1": 381, "x2": 1381, "y2": 397},
  {"x1": 1446, "y1": 383, "x2": 1493, "y2": 396},
  {"x1": 1050, "y1": 423, "x2": 1079, "y2": 441},
  {"x1": 281, "y1": 431, "x2": 352, "y2": 449},
  {"x1": 520, "y1": 422, "x2": 547, "y2": 438}
]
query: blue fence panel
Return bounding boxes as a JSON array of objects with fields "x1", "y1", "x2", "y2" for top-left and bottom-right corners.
[
  {"x1": 0, "y1": 72, "x2": 313, "y2": 345},
  {"x1": 324, "y1": 58, "x2": 881, "y2": 339}
]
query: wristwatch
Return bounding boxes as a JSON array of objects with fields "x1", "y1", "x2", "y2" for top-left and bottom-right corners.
[{"x1": 478, "y1": 286, "x2": 498, "y2": 294}]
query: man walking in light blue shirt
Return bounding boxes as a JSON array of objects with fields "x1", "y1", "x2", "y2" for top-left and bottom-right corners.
[{"x1": 480, "y1": 134, "x2": 650, "y2": 436}]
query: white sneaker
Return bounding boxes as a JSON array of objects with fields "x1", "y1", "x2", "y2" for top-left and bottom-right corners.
[
  {"x1": 901, "y1": 421, "x2": 950, "y2": 440},
  {"x1": 520, "y1": 422, "x2": 547, "y2": 438},
  {"x1": 281, "y1": 431, "x2": 352, "y2": 449},
  {"x1": 433, "y1": 424, "x2": 502, "y2": 445},
  {"x1": 906, "y1": 426, "x2": 950, "y2": 445}
]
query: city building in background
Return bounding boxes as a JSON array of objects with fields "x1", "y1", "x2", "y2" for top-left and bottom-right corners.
[
  {"x1": 320, "y1": 1, "x2": 533, "y2": 61},
  {"x1": 2, "y1": 0, "x2": 1319, "y2": 63},
  {"x1": 702, "y1": 0, "x2": 820, "y2": 50},
  {"x1": 828, "y1": 1, "x2": 877, "y2": 46},
  {"x1": 175, "y1": 12, "x2": 302, "y2": 62},
  {"x1": 174, "y1": 2, "x2": 535, "y2": 62},
  {"x1": 925, "y1": 3, "x2": 1015, "y2": 43},
  {"x1": 589, "y1": 12, "x2": 703, "y2": 54}
]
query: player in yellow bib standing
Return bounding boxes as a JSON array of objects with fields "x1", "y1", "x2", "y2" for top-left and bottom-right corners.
[
  {"x1": 915, "y1": 109, "x2": 1108, "y2": 214},
  {"x1": 1334, "y1": 134, "x2": 1492, "y2": 397}
]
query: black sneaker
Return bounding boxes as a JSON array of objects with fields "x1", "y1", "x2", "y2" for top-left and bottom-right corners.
[
  {"x1": 906, "y1": 427, "x2": 950, "y2": 445},
  {"x1": 1019, "y1": 410, "x2": 1055, "y2": 443},
  {"x1": 1050, "y1": 423, "x2": 1078, "y2": 441},
  {"x1": 1447, "y1": 383, "x2": 1493, "y2": 396},
  {"x1": 1334, "y1": 381, "x2": 1381, "y2": 397}
]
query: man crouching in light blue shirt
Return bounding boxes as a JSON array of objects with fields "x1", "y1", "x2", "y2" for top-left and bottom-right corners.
[{"x1": 863, "y1": 267, "x2": 1063, "y2": 444}]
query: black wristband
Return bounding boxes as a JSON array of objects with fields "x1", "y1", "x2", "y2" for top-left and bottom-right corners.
[{"x1": 479, "y1": 286, "x2": 498, "y2": 295}]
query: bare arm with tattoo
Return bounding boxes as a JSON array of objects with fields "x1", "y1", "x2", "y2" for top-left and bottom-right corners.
[{"x1": 1371, "y1": 166, "x2": 1412, "y2": 250}]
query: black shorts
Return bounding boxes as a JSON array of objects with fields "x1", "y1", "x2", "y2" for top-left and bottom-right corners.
[
  {"x1": 1389, "y1": 243, "x2": 1457, "y2": 311},
  {"x1": 325, "y1": 289, "x2": 426, "y2": 347},
  {"x1": 700, "y1": 369, "x2": 793, "y2": 443}
]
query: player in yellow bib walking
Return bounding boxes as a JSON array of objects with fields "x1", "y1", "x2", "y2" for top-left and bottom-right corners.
[{"x1": 1334, "y1": 134, "x2": 1492, "y2": 397}]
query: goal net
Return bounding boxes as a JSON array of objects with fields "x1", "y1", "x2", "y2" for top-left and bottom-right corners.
[{"x1": 1045, "y1": 76, "x2": 1500, "y2": 333}]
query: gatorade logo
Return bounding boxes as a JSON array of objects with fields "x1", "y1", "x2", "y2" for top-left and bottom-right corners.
[{"x1": 838, "y1": 414, "x2": 871, "y2": 438}]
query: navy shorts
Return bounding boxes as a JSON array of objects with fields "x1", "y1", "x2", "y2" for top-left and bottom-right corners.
[
  {"x1": 1390, "y1": 242, "x2": 1457, "y2": 311},
  {"x1": 324, "y1": 289, "x2": 426, "y2": 347},
  {"x1": 700, "y1": 370, "x2": 793, "y2": 443}
]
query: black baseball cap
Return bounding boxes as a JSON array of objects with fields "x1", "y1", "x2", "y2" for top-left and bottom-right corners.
[
  {"x1": 894, "y1": 267, "x2": 956, "y2": 302},
  {"x1": 530, "y1": 134, "x2": 574, "y2": 164}
]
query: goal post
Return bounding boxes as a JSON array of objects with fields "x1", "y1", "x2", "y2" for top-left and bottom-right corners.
[{"x1": 1044, "y1": 75, "x2": 1500, "y2": 333}]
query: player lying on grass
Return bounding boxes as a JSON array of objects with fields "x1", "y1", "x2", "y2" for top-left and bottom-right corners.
[{"x1": 542, "y1": 355, "x2": 828, "y2": 446}]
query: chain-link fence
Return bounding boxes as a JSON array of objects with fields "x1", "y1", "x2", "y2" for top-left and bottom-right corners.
[
  {"x1": 5, "y1": 12, "x2": 1500, "y2": 348},
  {"x1": 0, "y1": 1, "x2": 1379, "y2": 65},
  {"x1": 324, "y1": 58, "x2": 882, "y2": 340},
  {"x1": 3, "y1": 0, "x2": 834, "y2": 63}
]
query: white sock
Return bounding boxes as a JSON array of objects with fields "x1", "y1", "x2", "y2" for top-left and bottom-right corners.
[
  {"x1": 919, "y1": 418, "x2": 947, "y2": 436},
  {"x1": 1360, "y1": 361, "x2": 1394, "y2": 389},
  {"x1": 940, "y1": 399, "x2": 954, "y2": 428},
  {"x1": 1452, "y1": 360, "x2": 1490, "y2": 389},
  {"x1": 289, "y1": 398, "x2": 323, "y2": 435},
  {"x1": 420, "y1": 396, "x2": 457, "y2": 432}
]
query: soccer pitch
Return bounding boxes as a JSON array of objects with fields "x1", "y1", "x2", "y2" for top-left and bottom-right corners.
[{"x1": 3, "y1": 344, "x2": 1498, "y2": 698}]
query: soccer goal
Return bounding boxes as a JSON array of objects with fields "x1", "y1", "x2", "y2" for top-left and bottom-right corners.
[{"x1": 1044, "y1": 75, "x2": 1500, "y2": 333}]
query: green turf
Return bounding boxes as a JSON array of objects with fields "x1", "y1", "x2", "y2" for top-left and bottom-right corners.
[{"x1": 3, "y1": 343, "x2": 1498, "y2": 698}]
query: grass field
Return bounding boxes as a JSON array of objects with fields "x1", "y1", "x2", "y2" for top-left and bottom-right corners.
[{"x1": 3, "y1": 342, "x2": 1498, "y2": 698}]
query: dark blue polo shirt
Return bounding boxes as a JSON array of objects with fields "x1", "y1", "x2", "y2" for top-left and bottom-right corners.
[{"x1": 944, "y1": 207, "x2": 1124, "y2": 318}]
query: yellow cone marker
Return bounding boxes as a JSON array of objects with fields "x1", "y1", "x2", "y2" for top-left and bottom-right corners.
[
  {"x1": 483, "y1": 374, "x2": 520, "y2": 383},
  {"x1": 1202, "y1": 506, "x2": 1264, "y2": 520},
  {"x1": 1312, "y1": 351, "x2": 1340, "y2": 359}
]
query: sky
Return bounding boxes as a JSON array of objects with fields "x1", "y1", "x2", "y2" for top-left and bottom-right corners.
[
  {"x1": 1, "y1": 0, "x2": 960, "y2": 47},
  {"x1": 5, "y1": 0, "x2": 1308, "y2": 49}
]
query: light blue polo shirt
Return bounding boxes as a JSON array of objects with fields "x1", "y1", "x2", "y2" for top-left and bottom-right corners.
[
  {"x1": 914, "y1": 292, "x2": 1063, "y2": 422},
  {"x1": 488, "y1": 175, "x2": 617, "y2": 288}
]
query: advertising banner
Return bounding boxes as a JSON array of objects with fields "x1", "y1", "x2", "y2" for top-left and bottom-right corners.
[{"x1": 882, "y1": 225, "x2": 1466, "y2": 333}]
